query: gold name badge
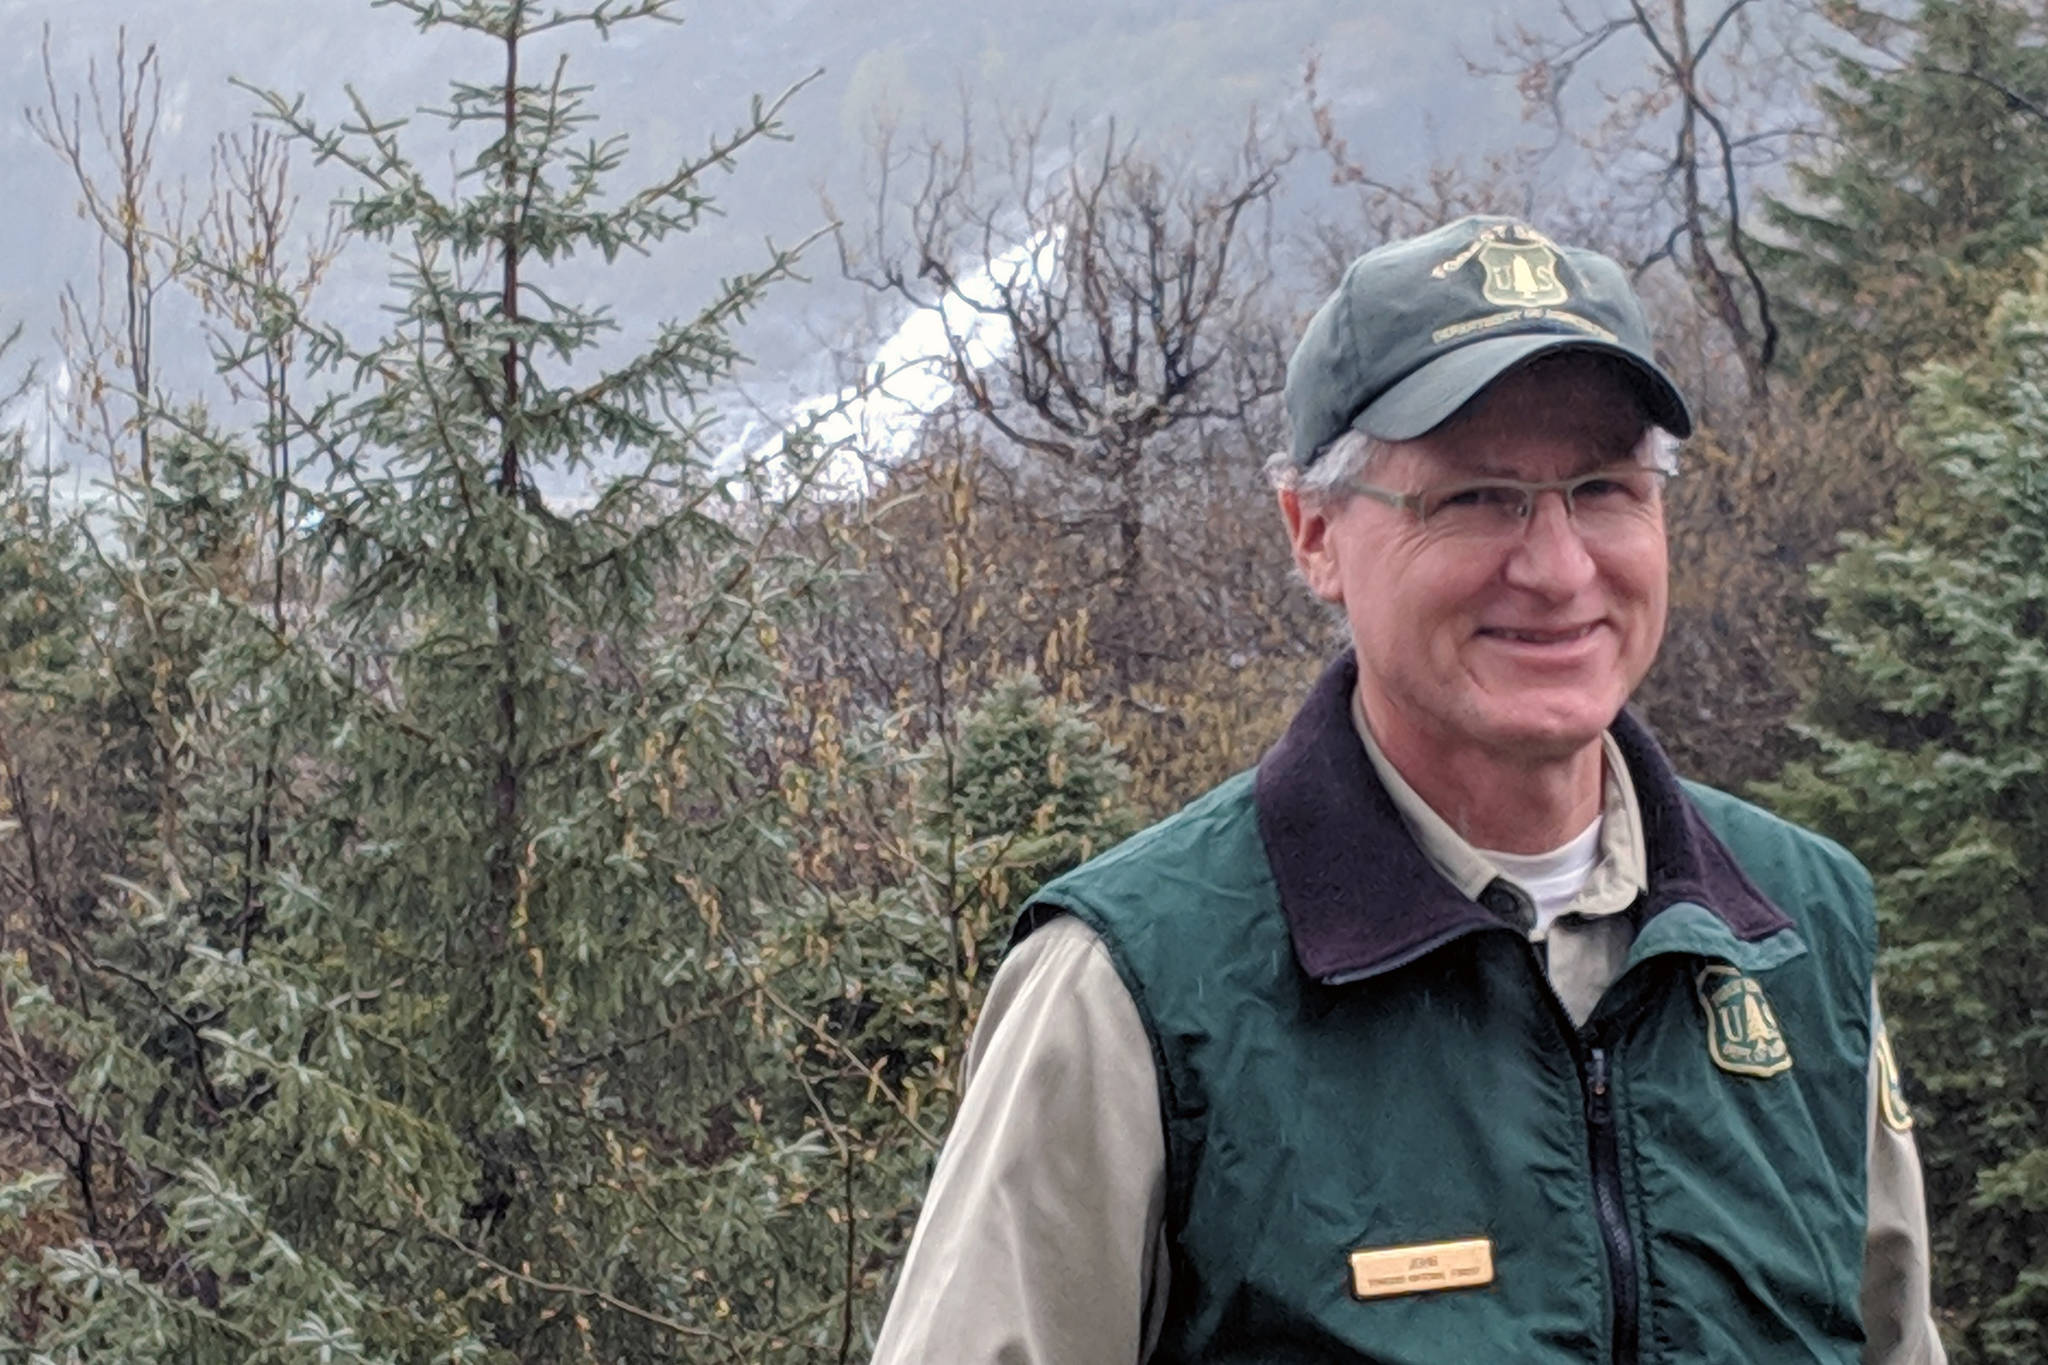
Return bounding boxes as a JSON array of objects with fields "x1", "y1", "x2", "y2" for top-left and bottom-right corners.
[{"x1": 1348, "y1": 1237, "x2": 1495, "y2": 1300}]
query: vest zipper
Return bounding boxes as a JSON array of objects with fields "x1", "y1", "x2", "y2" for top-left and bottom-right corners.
[
  {"x1": 1583, "y1": 1044, "x2": 1640, "y2": 1365},
  {"x1": 1518, "y1": 938, "x2": 1642, "y2": 1365}
]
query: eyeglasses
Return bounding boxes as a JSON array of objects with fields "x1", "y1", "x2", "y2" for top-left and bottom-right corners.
[{"x1": 1332, "y1": 466, "x2": 1673, "y2": 541}]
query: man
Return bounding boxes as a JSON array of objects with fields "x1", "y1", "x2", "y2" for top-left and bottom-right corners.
[{"x1": 872, "y1": 216, "x2": 1945, "y2": 1363}]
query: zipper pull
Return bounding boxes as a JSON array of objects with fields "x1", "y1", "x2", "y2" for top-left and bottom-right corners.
[{"x1": 1586, "y1": 1046, "x2": 1612, "y2": 1125}]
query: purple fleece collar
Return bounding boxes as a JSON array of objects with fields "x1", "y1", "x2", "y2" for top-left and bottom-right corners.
[{"x1": 1253, "y1": 652, "x2": 1792, "y2": 984}]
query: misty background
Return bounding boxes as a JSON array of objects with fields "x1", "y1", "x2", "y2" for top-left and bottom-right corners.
[{"x1": 1, "y1": 0, "x2": 1578, "y2": 482}]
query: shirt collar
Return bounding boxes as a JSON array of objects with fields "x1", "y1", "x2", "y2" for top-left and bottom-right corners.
[{"x1": 1255, "y1": 651, "x2": 1793, "y2": 984}]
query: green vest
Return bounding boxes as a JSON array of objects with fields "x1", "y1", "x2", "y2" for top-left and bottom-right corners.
[{"x1": 1018, "y1": 657, "x2": 1874, "y2": 1364}]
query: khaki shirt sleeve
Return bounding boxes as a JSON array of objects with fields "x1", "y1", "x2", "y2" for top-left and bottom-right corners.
[
  {"x1": 1862, "y1": 993, "x2": 1946, "y2": 1364},
  {"x1": 870, "y1": 915, "x2": 1169, "y2": 1365}
]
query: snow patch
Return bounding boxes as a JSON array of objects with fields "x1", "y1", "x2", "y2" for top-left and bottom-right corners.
[{"x1": 741, "y1": 228, "x2": 1062, "y2": 499}]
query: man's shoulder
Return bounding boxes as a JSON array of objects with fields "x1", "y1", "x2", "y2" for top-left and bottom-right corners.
[
  {"x1": 1019, "y1": 767, "x2": 1272, "y2": 938},
  {"x1": 1055, "y1": 768, "x2": 1263, "y2": 879},
  {"x1": 1682, "y1": 780, "x2": 1872, "y2": 882},
  {"x1": 1680, "y1": 779, "x2": 1878, "y2": 935}
]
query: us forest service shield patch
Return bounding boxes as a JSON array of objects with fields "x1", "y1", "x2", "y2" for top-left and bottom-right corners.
[
  {"x1": 1696, "y1": 964, "x2": 1793, "y2": 1078},
  {"x1": 1875, "y1": 1020, "x2": 1914, "y2": 1132},
  {"x1": 1476, "y1": 239, "x2": 1569, "y2": 307}
]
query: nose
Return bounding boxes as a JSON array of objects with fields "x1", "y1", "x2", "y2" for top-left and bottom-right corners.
[{"x1": 1502, "y1": 489, "x2": 1597, "y2": 595}]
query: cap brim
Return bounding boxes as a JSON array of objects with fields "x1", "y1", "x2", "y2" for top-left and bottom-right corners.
[{"x1": 1354, "y1": 334, "x2": 1694, "y2": 442}]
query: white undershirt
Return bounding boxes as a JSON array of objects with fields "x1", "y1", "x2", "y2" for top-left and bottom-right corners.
[{"x1": 1477, "y1": 816, "x2": 1604, "y2": 937}]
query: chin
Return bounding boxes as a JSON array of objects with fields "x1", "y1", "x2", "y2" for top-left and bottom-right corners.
[{"x1": 1480, "y1": 704, "x2": 1620, "y2": 763}]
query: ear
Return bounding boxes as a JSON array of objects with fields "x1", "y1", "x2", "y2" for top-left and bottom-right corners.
[{"x1": 1278, "y1": 488, "x2": 1345, "y2": 603}]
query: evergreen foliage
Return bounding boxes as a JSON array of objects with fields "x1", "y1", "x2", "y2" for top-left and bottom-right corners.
[
  {"x1": 1765, "y1": 0, "x2": 2048, "y2": 413},
  {"x1": 921, "y1": 670, "x2": 1138, "y2": 901},
  {"x1": 0, "y1": 334, "x2": 83, "y2": 697},
  {"x1": 1764, "y1": 267, "x2": 2048, "y2": 1363},
  {"x1": 734, "y1": 671, "x2": 1138, "y2": 1356},
  {"x1": 0, "y1": 2, "x2": 869, "y2": 1358},
  {"x1": 0, "y1": 21, "x2": 1150, "y2": 1350}
]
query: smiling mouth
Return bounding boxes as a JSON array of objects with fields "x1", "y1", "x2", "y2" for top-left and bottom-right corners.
[{"x1": 1481, "y1": 623, "x2": 1601, "y2": 645}]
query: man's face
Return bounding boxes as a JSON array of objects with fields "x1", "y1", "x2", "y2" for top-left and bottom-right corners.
[{"x1": 1283, "y1": 355, "x2": 1669, "y2": 770}]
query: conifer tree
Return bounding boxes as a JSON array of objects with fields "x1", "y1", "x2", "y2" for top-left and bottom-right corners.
[
  {"x1": 0, "y1": 331, "x2": 83, "y2": 697},
  {"x1": 1765, "y1": 267, "x2": 2048, "y2": 1363},
  {"x1": 922, "y1": 670, "x2": 1138, "y2": 901},
  {"x1": 1, "y1": 4, "x2": 853, "y2": 1359},
  {"x1": 746, "y1": 668, "x2": 1138, "y2": 1351},
  {"x1": 1764, "y1": 0, "x2": 2048, "y2": 414}
]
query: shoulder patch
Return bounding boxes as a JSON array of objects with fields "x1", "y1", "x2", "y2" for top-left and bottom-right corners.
[
  {"x1": 1874, "y1": 1021, "x2": 1914, "y2": 1132},
  {"x1": 1697, "y1": 964, "x2": 1793, "y2": 1078}
]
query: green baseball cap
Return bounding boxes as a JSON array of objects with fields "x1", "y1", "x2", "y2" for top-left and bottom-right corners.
[{"x1": 1284, "y1": 215, "x2": 1693, "y2": 466}]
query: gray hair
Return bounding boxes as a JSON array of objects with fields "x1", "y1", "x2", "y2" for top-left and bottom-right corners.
[{"x1": 1263, "y1": 429, "x2": 1386, "y2": 504}]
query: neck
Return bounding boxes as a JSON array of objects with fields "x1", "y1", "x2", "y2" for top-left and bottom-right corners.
[{"x1": 1360, "y1": 690, "x2": 1606, "y2": 854}]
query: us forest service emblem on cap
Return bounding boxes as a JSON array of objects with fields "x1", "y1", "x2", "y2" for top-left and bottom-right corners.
[
  {"x1": 1696, "y1": 965, "x2": 1793, "y2": 1078},
  {"x1": 1477, "y1": 238, "x2": 1568, "y2": 307},
  {"x1": 1431, "y1": 222, "x2": 1571, "y2": 307}
]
